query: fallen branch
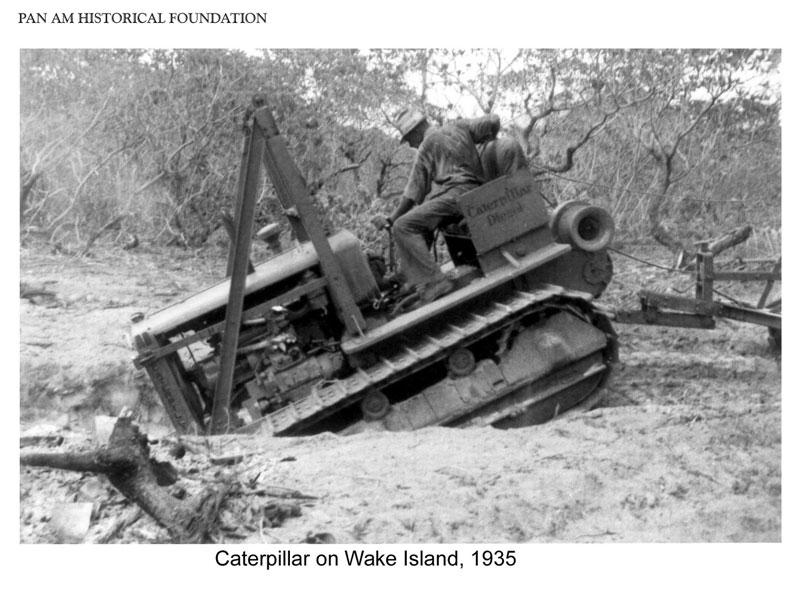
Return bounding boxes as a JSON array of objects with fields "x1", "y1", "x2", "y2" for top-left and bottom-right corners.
[
  {"x1": 680, "y1": 225, "x2": 753, "y2": 269},
  {"x1": 20, "y1": 433, "x2": 63, "y2": 447},
  {"x1": 20, "y1": 411, "x2": 229, "y2": 543},
  {"x1": 707, "y1": 225, "x2": 753, "y2": 256}
]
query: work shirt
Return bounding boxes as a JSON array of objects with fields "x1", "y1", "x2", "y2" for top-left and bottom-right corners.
[{"x1": 402, "y1": 114, "x2": 500, "y2": 205}]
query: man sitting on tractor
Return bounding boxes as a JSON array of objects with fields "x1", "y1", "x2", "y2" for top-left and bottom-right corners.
[{"x1": 380, "y1": 107, "x2": 527, "y2": 303}]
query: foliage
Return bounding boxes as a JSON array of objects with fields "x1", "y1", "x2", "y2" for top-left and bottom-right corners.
[{"x1": 20, "y1": 49, "x2": 780, "y2": 257}]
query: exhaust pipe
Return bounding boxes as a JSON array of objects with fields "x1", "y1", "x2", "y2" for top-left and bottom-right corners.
[{"x1": 550, "y1": 201, "x2": 615, "y2": 252}]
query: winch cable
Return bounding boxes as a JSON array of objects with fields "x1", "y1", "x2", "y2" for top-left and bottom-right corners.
[{"x1": 607, "y1": 246, "x2": 682, "y2": 274}]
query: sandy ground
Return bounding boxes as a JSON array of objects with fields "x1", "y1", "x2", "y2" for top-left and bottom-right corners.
[{"x1": 19, "y1": 242, "x2": 781, "y2": 543}]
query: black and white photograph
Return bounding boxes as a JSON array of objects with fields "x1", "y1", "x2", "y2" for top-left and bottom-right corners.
[{"x1": 7, "y1": 3, "x2": 793, "y2": 586}]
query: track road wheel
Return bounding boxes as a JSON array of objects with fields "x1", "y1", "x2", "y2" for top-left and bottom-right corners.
[
  {"x1": 447, "y1": 347, "x2": 476, "y2": 377},
  {"x1": 361, "y1": 391, "x2": 390, "y2": 421}
]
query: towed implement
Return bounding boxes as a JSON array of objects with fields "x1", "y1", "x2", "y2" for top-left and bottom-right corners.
[{"x1": 131, "y1": 102, "x2": 619, "y2": 436}]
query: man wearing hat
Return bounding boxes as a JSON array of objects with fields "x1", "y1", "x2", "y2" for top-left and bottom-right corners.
[{"x1": 381, "y1": 107, "x2": 526, "y2": 303}]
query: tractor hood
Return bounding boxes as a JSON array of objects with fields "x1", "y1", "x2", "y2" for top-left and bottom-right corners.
[{"x1": 131, "y1": 229, "x2": 376, "y2": 339}]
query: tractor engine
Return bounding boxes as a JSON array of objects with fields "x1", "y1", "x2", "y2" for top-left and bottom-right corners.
[
  {"x1": 190, "y1": 314, "x2": 345, "y2": 425},
  {"x1": 131, "y1": 229, "x2": 377, "y2": 433}
]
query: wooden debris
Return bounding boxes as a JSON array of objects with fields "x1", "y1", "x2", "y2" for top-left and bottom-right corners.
[
  {"x1": 20, "y1": 434, "x2": 64, "y2": 448},
  {"x1": 262, "y1": 502, "x2": 302, "y2": 527},
  {"x1": 302, "y1": 532, "x2": 336, "y2": 543},
  {"x1": 209, "y1": 454, "x2": 245, "y2": 466},
  {"x1": 94, "y1": 507, "x2": 144, "y2": 544},
  {"x1": 20, "y1": 411, "x2": 230, "y2": 543},
  {"x1": 255, "y1": 485, "x2": 318, "y2": 500}
]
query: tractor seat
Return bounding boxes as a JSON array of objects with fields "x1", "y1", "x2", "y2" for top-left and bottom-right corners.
[{"x1": 440, "y1": 218, "x2": 471, "y2": 238}]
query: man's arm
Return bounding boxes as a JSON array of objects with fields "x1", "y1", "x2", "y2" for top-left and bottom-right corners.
[
  {"x1": 378, "y1": 139, "x2": 434, "y2": 228},
  {"x1": 372, "y1": 196, "x2": 414, "y2": 230},
  {"x1": 389, "y1": 197, "x2": 415, "y2": 225},
  {"x1": 381, "y1": 150, "x2": 429, "y2": 229},
  {"x1": 401, "y1": 148, "x2": 432, "y2": 206}
]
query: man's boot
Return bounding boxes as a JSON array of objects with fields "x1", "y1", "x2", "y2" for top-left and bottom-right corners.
[{"x1": 419, "y1": 277, "x2": 454, "y2": 303}]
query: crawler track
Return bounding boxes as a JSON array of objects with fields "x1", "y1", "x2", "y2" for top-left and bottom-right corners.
[{"x1": 243, "y1": 286, "x2": 618, "y2": 436}]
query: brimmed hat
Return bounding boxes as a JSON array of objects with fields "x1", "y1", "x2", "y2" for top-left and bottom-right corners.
[{"x1": 394, "y1": 108, "x2": 426, "y2": 142}]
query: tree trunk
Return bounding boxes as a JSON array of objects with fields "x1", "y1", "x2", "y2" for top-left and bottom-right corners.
[{"x1": 646, "y1": 154, "x2": 691, "y2": 260}]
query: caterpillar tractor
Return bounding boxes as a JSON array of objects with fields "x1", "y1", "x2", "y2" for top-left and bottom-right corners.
[{"x1": 130, "y1": 102, "x2": 619, "y2": 437}]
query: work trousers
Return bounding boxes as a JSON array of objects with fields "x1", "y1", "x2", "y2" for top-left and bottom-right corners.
[
  {"x1": 393, "y1": 192, "x2": 466, "y2": 287},
  {"x1": 394, "y1": 137, "x2": 528, "y2": 287}
]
